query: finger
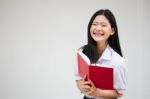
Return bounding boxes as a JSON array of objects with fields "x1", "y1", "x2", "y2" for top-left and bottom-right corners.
[
  {"x1": 82, "y1": 86, "x2": 91, "y2": 92},
  {"x1": 83, "y1": 81, "x2": 91, "y2": 85},
  {"x1": 88, "y1": 79, "x2": 95, "y2": 87},
  {"x1": 83, "y1": 81, "x2": 92, "y2": 87},
  {"x1": 83, "y1": 85, "x2": 91, "y2": 89},
  {"x1": 81, "y1": 83, "x2": 91, "y2": 90},
  {"x1": 83, "y1": 74, "x2": 88, "y2": 81}
]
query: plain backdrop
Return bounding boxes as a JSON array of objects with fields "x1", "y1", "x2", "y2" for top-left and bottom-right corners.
[{"x1": 0, "y1": 0, "x2": 150, "y2": 99}]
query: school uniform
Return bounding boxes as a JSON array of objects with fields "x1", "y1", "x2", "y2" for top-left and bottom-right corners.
[{"x1": 74, "y1": 45, "x2": 128, "y2": 99}]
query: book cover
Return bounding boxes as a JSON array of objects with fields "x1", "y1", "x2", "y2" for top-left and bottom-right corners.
[{"x1": 77, "y1": 51, "x2": 114, "y2": 90}]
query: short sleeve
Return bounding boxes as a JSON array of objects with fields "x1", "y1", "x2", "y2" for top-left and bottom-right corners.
[{"x1": 114, "y1": 59, "x2": 128, "y2": 94}]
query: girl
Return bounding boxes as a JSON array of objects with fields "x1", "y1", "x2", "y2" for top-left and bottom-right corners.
[{"x1": 74, "y1": 9, "x2": 128, "y2": 99}]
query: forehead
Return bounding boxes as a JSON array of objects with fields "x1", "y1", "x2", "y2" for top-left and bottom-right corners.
[{"x1": 93, "y1": 15, "x2": 110, "y2": 24}]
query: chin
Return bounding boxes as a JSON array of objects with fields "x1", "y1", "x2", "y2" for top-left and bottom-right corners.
[{"x1": 93, "y1": 38, "x2": 105, "y2": 42}]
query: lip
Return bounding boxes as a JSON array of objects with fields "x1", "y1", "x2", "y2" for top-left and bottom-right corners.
[{"x1": 93, "y1": 32, "x2": 104, "y2": 36}]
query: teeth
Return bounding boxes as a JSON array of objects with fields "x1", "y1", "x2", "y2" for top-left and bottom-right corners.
[{"x1": 94, "y1": 33, "x2": 104, "y2": 36}]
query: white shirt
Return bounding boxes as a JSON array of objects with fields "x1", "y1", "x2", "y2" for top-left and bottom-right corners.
[{"x1": 74, "y1": 45, "x2": 128, "y2": 99}]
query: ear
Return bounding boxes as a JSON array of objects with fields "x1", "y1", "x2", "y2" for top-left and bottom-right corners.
[
  {"x1": 110, "y1": 28, "x2": 115, "y2": 35},
  {"x1": 110, "y1": 32, "x2": 114, "y2": 35}
]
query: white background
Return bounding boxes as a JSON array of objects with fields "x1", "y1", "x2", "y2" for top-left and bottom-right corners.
[{"x1": 0, "y1": 0, "x2": 150, "y2": 99}]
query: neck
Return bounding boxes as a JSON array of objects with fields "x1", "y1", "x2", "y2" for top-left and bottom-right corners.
[{"x1": 97, "y1": 42, "x2": 107, "y2": 57}]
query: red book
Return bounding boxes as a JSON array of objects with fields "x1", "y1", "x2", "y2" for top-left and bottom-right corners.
[{"x1": 77, "y1": 51, "x2": 114, "y2": 90}]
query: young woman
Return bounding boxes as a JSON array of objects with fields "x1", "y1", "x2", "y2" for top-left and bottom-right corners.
[{"x1": 74, "y1": 9, "x2": 128, "y2": 99}]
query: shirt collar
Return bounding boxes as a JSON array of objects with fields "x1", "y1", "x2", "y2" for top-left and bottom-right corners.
[{"x1": 97, "y1": 45, "x2": 112, "y2": 62}]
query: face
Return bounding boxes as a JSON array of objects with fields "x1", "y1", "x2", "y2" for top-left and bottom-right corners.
[{"x1": 90, "y1": 15, "x2": 114, "y2": 44}]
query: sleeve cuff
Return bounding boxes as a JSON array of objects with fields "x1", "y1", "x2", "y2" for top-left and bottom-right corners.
[
  {"x1": 116, "y1": 89, "x2": 125, "y2": 95},
  {"x1": 74, "y1": 75, "x2": 82, "y2": 81}
]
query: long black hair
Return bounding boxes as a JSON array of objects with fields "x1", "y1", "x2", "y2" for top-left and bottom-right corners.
[{"x1": 82, "y1": 9, "x2": 123, "y2": 63}]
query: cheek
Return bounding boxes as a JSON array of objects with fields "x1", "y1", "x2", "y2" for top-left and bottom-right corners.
[
  {"x1": 90, "y1": 28, "x2": 93, "y2": 34},
  {"x1": 105, "y1": 29, "x2": 113, "y2": 34},
  {"x1": 107, "y1": 27, "x2": 114, "y2": 33},
  {"x1": 90, "y1": 27, "x2": 95, "y2": 33}
]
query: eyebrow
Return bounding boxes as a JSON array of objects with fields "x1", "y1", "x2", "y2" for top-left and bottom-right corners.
[{"x1": 92, "y1": 21, "x2": 108, "y2": 24}]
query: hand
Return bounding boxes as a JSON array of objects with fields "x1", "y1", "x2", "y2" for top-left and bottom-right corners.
[
  {"x1": 76, "y1": 79, "x2": 92, "y2": 93},
  {"x1": 86, "y1": 80, "x2": 97, "y2": 97}
]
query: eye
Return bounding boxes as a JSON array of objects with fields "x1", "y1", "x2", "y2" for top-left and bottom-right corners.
[
  {"x1": 92, "y1": 23, "x2": 98, "y2": 26},
  {"x1": 101, "y1": 24, "x2": 107, "y2": 27}
]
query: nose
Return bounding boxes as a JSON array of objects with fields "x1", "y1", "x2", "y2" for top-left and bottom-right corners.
[{"x1": 95, "y1": 25, "x2": 102, "y2": 32}]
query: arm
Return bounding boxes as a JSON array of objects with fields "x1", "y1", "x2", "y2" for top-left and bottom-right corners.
[
  {"x1": 92, "y1": 89, "x2": 122, "y2": 98},
  {"x1": 82, "y1": 80, "x2": 122, "y2": 98}
]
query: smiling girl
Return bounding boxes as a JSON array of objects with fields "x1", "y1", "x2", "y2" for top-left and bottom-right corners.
[{"x1": 74, "y1": 9, "x2": 128, "y2": 99}]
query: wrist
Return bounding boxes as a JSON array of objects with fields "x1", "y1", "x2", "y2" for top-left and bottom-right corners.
[{"x1": 92, "y1": 89, "x2": 101, "y2": 97}]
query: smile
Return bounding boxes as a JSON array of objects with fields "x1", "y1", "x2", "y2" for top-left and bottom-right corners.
[{"x1": 93, "y1": 32, "x2": 104, "y2": 36}]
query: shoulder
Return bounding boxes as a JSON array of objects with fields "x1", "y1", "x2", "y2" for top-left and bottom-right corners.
[
  {"x1": 110, "y1": 48, "x2": 128, "y2": 78},
  {"x1": 110, "y1": 47, "x2": 128, "y2": 67},
  {"x1": 77, "y1": 45, "x2": 86, "y2": 52},
  {"x1": 77, "y1": 47, "x2": 84, "y2": 53}
]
